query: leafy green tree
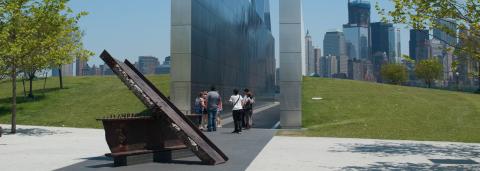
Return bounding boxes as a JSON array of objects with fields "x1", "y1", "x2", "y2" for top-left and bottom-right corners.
[
  {"x1": 415, "y1": 59, "x2": 443, "y2": 88},
  {"x1": 381, "y1": 63, "x2": 408, "y2": 85},
  {"x1": 0, "y1": 0, "x2": 92, "y2": 133},
  {"x1": 376, "y1": 0, "x2": 480, "y2": 91}
]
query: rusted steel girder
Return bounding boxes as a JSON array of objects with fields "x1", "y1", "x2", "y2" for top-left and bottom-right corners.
[{"x1": 99, "y1": 50, "x2": 228, "y2": 165}]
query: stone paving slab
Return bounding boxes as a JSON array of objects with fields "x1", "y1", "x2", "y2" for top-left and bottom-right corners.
[
  {"x1": 246, "y1": 136, "x2": 480, "y2": 171},
  {"x1": 0, "y1": 124, "x2": 108, "y2": 171}
]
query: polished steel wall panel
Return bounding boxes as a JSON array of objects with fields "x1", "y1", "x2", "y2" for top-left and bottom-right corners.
[{"x1": 171, "y1": 0, "x2": 275, "y2": 114}]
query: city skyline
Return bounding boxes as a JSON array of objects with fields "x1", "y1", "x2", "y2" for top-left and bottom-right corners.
[{"x1": 68, "y1": 0, "x2": 409, "y2": 67}]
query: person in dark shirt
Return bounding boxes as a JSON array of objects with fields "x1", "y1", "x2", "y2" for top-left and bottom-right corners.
[{"x1": 206, "y1": 86, "x2": 222, "y2": 132}]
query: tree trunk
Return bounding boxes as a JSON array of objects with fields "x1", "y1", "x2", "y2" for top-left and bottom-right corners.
[
  {"x1": 11, "y1": 60, "x2": 17, "y2": 134},
  {"x1": 43, "y1": 71, "x2": 47, "y2": 91},
  {"x1": 477, "y1": 64, "x2": 480, "y2": 93},
  {"x1": 22, "y1": 73, "x2": 26, "y2": 97},
  {"x1": 59, "y1": 67, "x2": 63, "y2": 89},
  {"x1": 28, "y1": 72, "x2": 34, "y2": 98}
]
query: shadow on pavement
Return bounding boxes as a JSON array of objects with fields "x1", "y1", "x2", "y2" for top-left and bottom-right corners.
[
  {"x1": 329, "y1": 142, "x2": 480, "y2": 158},
  {"x1": 2, "y1": 127, "x2": 71, "y2": 137},
  {"x1": 343, "y1": 162, "x2": 480, "y2": 170}
]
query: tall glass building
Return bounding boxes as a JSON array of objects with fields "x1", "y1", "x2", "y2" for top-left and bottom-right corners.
[
  {"x1": 409, "y1": 29, "x2": 430, "y2": 61},
  {"x1": 343, "y1": 25, "x2": 369, "y2": 60},
  {"x1": 343, "y1": 0, "x2": 371, "y2": 61},
  {"x1": 323, "y1": 30, "x2": 348, "y2": 74},
  {"x1": 370, "y1": 22, "x2": 396, "y2": 63},
  {"x1": 347, "y1": 0, "x2": 371, "y2": 27},
  {"x1": 171, "y1": 0, "x2": 275, "y2": 114}
]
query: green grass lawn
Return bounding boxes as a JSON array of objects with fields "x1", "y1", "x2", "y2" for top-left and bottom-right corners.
[
  {"x1": 2, "y1": 75, "x2": 480, "y2": 143},
  {"x1": 0, "y1": 75, "x2": 170, "y2": 128},
  {"x1": 302, "y1": 77, "x2": 480, "y2": 143}
]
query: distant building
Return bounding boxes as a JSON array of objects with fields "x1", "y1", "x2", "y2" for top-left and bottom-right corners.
[
  {"x1": 432, "y1": 19, "x2": 457, "y2": 85},
  {"x1": 372, "y1": 52, "x2": 388, "y2": 83},
  {"x1": 75, "y1": 57, "x2": 88, "y2": 76},
  {"x1": 348, "y1": 0, "x2": 371, "y2": 27},
  {"x1": 314, "y1": 48, "x2": 322, "y2": 76},
  {"x1": 163, "y1": 56, "x2": 171, "y2": 65},
  {"x1": 337, "y1": 55, "x2": 349, "y2": 76},
  {"x1": 91, "y1": 65, "x2": 102, "y2": 76},
  {"x1": 343, "y1": 0, "x2": 370, "y2": 61},
  {"x1": 433, "y1": 19, "x2": 457, "y2": 46},
  {"x1": 138, "y1": 56, "x2": 159, "y2": 75},
  {"x1": 52, "y1": 63, "x2": 74, "y2": 77},
  {"x1": 456, "y1": 29, "x2": 477, "y2": 86},
  {"x1": 343, "y1": 25, "x2": 369, "y2": 60},
  {"x1": 155, "y1": 56, "x2": 171, "y2": 74},
  {"x1": 101, "y1": 64, "x2": 114, "y2": 76},
  {"x1": 323, "y1": 31, "x2": 347, "y2": 57},
  {"x1": 370, "y1": 22, "x2": 397, "y2": 63},
  {"x1": 305, "y1": 31, "x2": 315, "y2": 76},
  {"x1": 348, "y1": 59, "x2": 374, "y2": 81},
  {"x1": 409, "y1": 29, "x2": 430, "y2": 61},
  {"x1": 396, "y1": 28, "x2": 402, "y2": 63},
  {"x1": 323, "y1": 30, "x2": 348, "y2": 75},
  {"x1": 319, "y1": 55, "x2": 338, "y2": 78}
]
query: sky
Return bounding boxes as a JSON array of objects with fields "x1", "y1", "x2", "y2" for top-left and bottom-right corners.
[{"x1": 68, "y1": 0, "x2": 409, "y2": 67}]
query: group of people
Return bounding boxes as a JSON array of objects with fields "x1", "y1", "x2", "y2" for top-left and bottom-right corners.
[{"x1": 193, "y1": 86, "x2": 255, "y2": 134}]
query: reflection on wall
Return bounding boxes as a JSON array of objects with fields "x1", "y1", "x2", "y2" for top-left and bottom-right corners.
[{"x1": 171, "y1": 0, "x2": 275, "y2": 113}]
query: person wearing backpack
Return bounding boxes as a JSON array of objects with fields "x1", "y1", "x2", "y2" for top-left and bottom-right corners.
[{"x1": 229, "y1": 89, "x2": 244, "y2": 134}]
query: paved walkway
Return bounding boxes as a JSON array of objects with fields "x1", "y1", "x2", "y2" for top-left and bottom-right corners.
[
  {"x1": 2, "y1": 111, "x2": 480, "y2": 171},
  {"x1": 0, "y1": 125, "x2": 108, "y2": 171},
  {"x1": 247, "y1": 136, "x2": 480, "y2": 170}
]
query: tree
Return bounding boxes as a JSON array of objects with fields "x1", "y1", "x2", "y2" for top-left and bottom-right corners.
[
  {"x1": 381, "y1": 63, "x2": 408, "y2": 85},
  {"x1": 21, "y1": 0, "x2": 92, "y2": 96},
  {"x1": 415, "y1": 59, "x2": 443, "y2": 88},
  {"x1": 0, "y1": 0, "x2": 92, "y2": 133},
  {"x1": 376, "y1": 0, "x2": 480, "y2": 92},
  {"x1": 0, "y1": 59, "x2": 6, "y2": 80}
]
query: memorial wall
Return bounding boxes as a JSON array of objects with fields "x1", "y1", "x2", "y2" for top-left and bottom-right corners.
[{"x1": 171, "y1": 0, "x2": 275, "y2": 114}]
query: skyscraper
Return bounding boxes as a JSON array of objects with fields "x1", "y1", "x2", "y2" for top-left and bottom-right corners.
[
  {"x1": 323, "y1": 31, "x2": 347, "y2": 58},
  {"x1": 343, "y1": 0, "x2": 370, "y2": 61},
  {"x1": 348, "y1": 0, "x2": 370, "y2": 27},
  {"x1": 370, "y1": 22, "x2": 396, "y2": 63},
  {"x1": 305, "y1": 30, "x2": 315, "y2": 76},
  {"x1": 409, "y1": 29, "x2": 430, "y2": 61}
]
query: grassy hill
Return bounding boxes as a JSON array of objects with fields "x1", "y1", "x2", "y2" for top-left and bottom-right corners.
[
  {"x1": 0, "y1": 75, "x2": 169, "y2": 128},
  {"x1": 2, "y1": 76, "x2": 480, "y2": 143},
  {"x1": 302, "y1": 77, "x2": 480, "y2": 143}
]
